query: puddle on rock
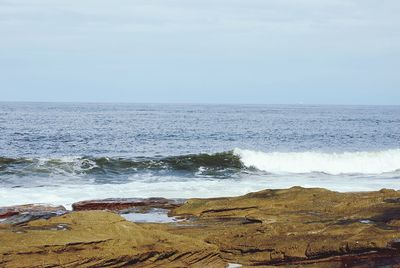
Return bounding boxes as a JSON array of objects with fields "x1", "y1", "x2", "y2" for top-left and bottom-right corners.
[
  {"x1": 120, "y1": 208, "x2": 185, "y2": 223},
  {"x1": 360, "y1": 219, "x2": 374, "y2": 224}
]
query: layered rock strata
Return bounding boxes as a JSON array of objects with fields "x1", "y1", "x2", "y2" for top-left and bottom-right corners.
[
  {"x1": 166, "y1": 187, "x2": 400, "y2": 266},
  {"x1": 0, "y1": 211, "x2": 224, "y2": 267},
  {"x1": 2, "y1": 187, "x2": 400, "y2": 267}
]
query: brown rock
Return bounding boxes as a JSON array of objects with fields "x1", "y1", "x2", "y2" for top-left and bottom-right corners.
[
  {"x1": 4, "y1": 187, "x2": 400, "y2": 267},
  {"x1": 165, "y1": 187, "x2": 400, "y2": 266},
  {"x1": 0, "y1": 211, "x2": 225, "y2": 267},
  {"x1": 0, "y1": 211, "x2": 19, "y2": 219},
  {"x1": 72, "y1": 197, "x2": 185, "y2": 212}
]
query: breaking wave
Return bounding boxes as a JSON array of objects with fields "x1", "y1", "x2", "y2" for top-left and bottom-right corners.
[
  {"x1": 0, "y1": 152, "x2": 243, "y2": 177},
  {"x1": 1, "y1": 148, "x2": 400, "y2": 178},
  {"x1": 234, "y1": 148, "x2": 400, "y2": 175}
]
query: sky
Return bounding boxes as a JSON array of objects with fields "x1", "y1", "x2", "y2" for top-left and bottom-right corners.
[{"x1": 0, "y1": 0, "x2": 399, "y2": 104}]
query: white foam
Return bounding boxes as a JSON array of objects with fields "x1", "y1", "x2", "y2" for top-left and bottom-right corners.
[
  {"x1": 234, "y1": 148, "x2": 400, "y2": 175},
  {"x1": 1, "y1": 173, "x2": 400, "y2": 209},
  {"x1": 34, "y1": 156, "x2": 98, "y2": 175},
  {"x1": 2, "y1": 149, "x2": 400, "y2": 208}
]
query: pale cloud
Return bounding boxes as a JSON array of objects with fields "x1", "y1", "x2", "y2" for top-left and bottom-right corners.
[{"x1": 0, "y1": 0, "x2": 399, "y2": 104}]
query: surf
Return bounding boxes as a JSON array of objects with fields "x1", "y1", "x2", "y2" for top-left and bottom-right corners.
[{"x1": 234, "y1": 148, "x2": 400, "y2": 175}]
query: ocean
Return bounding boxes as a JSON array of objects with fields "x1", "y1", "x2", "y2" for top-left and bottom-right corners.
[{"x1": 1, "y1": 102, "x2": 400, "y2": 208}]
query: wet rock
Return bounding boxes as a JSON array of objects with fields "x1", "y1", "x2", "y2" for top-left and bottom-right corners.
[
  {"x1": 0, "y1": 211, "x2": 225, "y2": 267},
  {"x1": 0, "y1": 204, "x2": 67, "y2": 225},
  {"x1": 1, "y1": 211, "x2": 68, "y2": 225},
  {"x1": 72, "y1": 197, "x2": 185, "y2": 212},
  {"x1": 0, "y1": 211, "x2": 18, "y2": 219}
]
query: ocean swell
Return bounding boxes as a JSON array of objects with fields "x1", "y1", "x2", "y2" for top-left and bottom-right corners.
[
  {"x1": 1, "y1": 149, "x2": 400, "y2": 178},
  {"x1": 0, "y1": 152, "x2": 243, "y2": 177}
]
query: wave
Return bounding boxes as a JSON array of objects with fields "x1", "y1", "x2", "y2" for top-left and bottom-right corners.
[
  {"x1": 1, "y1": 148, "x2": 400, "y2": 178},
  {"x1": 234, "y1": 148, "x2": 400, "y2": 175},
  {"x1": 0, "y1": 152, "x2": 243, "y2": 177}
]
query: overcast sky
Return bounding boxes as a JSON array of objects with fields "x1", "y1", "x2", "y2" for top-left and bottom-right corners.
[{"x1": 0, "y1": 0, "x2": 399, "y2": 104}]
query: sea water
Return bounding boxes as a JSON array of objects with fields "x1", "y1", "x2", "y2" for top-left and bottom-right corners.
[{"x1": 0, "y1": 102, "x2": 399, "y2": 208}]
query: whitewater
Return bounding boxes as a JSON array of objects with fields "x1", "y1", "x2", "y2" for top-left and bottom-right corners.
[
  {"x1": 1, "y1": 148, "x2": 400, "y2": 208},
  {"x1": 234, "y1": 148, "x2": 400, "y2": 175},
  {"x1": 1, "y1": 103, "x2": 400, "y2": 208}
]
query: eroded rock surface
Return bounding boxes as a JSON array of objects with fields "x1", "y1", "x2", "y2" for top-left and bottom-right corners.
[
  {"x1": 166, "y1": 187, "x2": 400, "y2": 266},
  {"x1": 0, "y1": 211, "x2": 225, "y2": 268},
  {"x1": 3, "y1": 187, "x2": 400, "y2": 267},
  {"x1": 72, "y1": 197, "x2": 185, "y2": 212}
]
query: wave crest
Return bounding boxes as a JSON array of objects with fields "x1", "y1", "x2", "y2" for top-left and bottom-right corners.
[
  {"x1": 0, "y1": 152, "x2": 243, "y2": 177},
  {"x1": 2, "y1": 149, "x2": 400, "y2": 177},
  {"x1": 234, "y1": 148, "x2": 400, "y2": 175}
]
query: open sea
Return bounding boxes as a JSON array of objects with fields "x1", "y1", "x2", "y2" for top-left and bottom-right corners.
[{"x1": 1, "y1": 102, "x2": 400, "y2": 208}]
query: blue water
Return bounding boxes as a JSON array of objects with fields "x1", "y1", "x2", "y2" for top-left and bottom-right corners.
[
  {"x1": 0, "y1": 102, "x2": 399, "y2": 207},
  {"x1": 1, "y1": 103, "x2": 399, "y2": 157}
]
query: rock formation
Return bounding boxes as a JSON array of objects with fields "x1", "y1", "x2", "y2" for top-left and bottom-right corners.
[
  {"x1": 3, "y1": 187, "x2": 400, "y2": 267},
  {"x1": 167, "y1": 187, "x2": 400, "y2": 266},
  {"x1": 72, "y1": 197, "x2": 184, "y2": 212},
  {"x1": 0, "y1": 211, "x2": 224, "y2": 267}
]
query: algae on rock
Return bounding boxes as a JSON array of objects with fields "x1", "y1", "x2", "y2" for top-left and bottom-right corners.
[
  {"x1": 0, "y1": 211, "x2": 225, "y2": 268},
  {"x1": 167, "y1": 187, "x2": 400, "y2": 266}
]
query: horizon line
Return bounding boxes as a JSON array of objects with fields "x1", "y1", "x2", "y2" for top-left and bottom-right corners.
[{"x1": 0, "y1": 100, "x2": 399, "y2": 107}]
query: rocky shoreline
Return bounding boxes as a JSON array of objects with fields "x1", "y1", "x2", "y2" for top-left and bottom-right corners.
[{"x1": 2, "y1": 187, "x2": 400, "y2": 267}]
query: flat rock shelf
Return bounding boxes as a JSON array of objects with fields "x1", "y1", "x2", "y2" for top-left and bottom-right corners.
[{"x1": 2, "y1": 187, "x2": 400, "y2": 267}]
